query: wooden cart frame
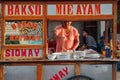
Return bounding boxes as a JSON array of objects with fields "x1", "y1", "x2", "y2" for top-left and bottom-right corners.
[{"x1": 0, "y1": 0, "x2": 118, "y2": 80}]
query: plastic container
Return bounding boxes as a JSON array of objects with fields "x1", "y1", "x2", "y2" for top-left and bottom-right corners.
[
  {"x1": 105, "y1": 46, "x2": 111, "y2": 58},
  {"x1": 47, "y1": 54, "x2": 56, "y2": 60}
]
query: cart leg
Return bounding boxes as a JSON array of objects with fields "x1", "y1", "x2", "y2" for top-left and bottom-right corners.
[
  {"x1": 74, "y1": 63, "x2": 80, "y2": 75},
  {"x1": 112, "y1": 62, "x2": 116, "y2": 80},
  {"x1": 0, "y1": 65, "x2": 4, "y2": 80},
  {"x1": 37, "y1": 64, "x2": 43, "y2": 80}
]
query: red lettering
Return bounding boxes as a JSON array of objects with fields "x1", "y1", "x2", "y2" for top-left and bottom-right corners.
[
  {"x1": 28, "y1": 49, "x2": 33, "y2": 56},
  {"x1": 28, "y1": 5, "x2": 34, "y2": 15},
  {"x1": 63, "y1": 5, "x2": 66, "y2": 15},
  {"x1": 58, "y1": 70, "x2": 65, "y2": 78},
  {"x1": 76, "y1": 4, "x2": 82, "y2": 14},
  {"x1": 88, "y1": 4, "x2": 93, "y2": 14},
  {"x1": 16, "y1": 35, "x2": 22, "y2": 41},
  {"x1": 8, "y1": 5, "x2": 13, "y2": 15},
  {"x1": 28, "y1": 22, "x2": 33, "y2": 28},
  {"x1": 56, "y1": 4, "x2": 62, "y2": 15},
  {"x1": 15, "y1": 49, "x2": 20, "y2": 56},
  {"x1": 67, "y1": 4, "x2": 73, "y2": 15},
  {"x1": 22, "y1": 5, "x2": 27, "y2": 15},
  {"x1": 22, "y1": 21, "x2": 26, "y2": 27},
  {"x1": 6, "y1": 49, "x2": 10, "y2": 57},
  {"x1": 5, "y1": 49, "x2": 41, "y2": 57},
  {"x1": 34, "y1": 49, "x2": 39, "y2": 56},
  {"x1": 12, "y1": 21, "x2": 38, "y2": 30},
  {"x1": 7, "y1": 4, "x2": 42, "y2": 16},
  {"x1": 36, "y1": 5, "x2": 41, "y2": 15},
  {"x1": 21, "y1": 49, "x2": 27, "y2": 56},
  {"x1": 31, "y1": 36, "x2": 35, "y2": 41},
  {"x1": 15, "y1": 5, "x2": 20, "y2": 15},
  {"x1": 32, "y1": 23, "x2": 38, "y2": 29},
  {"x1": 9, "y1": 35, "x2": 22, "y2": 41},
  {"x1": 95, "y1": 4, "x2": 101, "y2": 14},
  {"x1": 63, "y1": 67, "x2": 68, "y2": 75},
  {"x1": 11, "y1": 24, "x2": 16, "y2": 30},
  {"x1": 53, "y1": 74, "x2": 60, "y2": 80},
  {"x1": 49, "y1": 78, "x2": 53, "y2": 80},
  {"x1": 49, "y1": 67, "x2": 69, "y2": 80},
  {"x1": 17, "y1": 22, "x2": 21, "y2": 28},
  {"x1": 10, "y1": 35, "x2": 15, "y2": 41},
  {"x1": 82, "y1": 4, "x2": 87, "y2": 14},
  {"x1": 36, "y1": 35, "x2": 40, "y2": 41},
  {"x1": 12, "y1": 49, "x2": 14, "y2": 57},
  {"x1": 33, "y1": 35, "x2": 40, "y2": 41},
  {"x1": 24, "y1": 36, "x2": 30, "y2": 41}
]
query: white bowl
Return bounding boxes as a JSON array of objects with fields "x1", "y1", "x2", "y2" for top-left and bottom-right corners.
[
  {"x1": 47, "y1": 54, "x2": 56, "y2": 60},
  {"x1": 56, "y1": 53, "x2": 72, "y2": 60},
  {"x1": 85, "y1": 53, "x2": 100, "y2": 58},
  {"x1": 52, "y1": 52, "x2": 62, "y2": 55}
]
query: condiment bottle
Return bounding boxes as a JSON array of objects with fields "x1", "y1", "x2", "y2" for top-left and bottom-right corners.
[
  {"x1": 105, "y1": 45, "x2": 111, "y2": 58},
  {"x1": 111, "y1": 50, "x2": 114, "y2": 59},
  {"x1": 102, "y1": 46, "x2": 106, "y2": 58}
]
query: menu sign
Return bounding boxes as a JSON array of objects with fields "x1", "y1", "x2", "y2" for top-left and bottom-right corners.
[
  {"x1": 5, "y1": 3, "x2": 112, "y2": 16},
  {"x1": 48, "y1": 4, "x2": 112, "y2": 15},
  {"x1": 5, "y1": 4, "x2": 43, "y2": 16},
  {"x1": 5, "y1": 20, "x2": 43, "y2": 45},
  {"x1": 5, "y1": 49, "x2": 42, "y2": 58},
  {"x1": 43, "y1": 65, "x2": 74, "y2": 80}
]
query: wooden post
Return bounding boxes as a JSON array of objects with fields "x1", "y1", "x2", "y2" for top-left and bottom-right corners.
[
  {"x1": 74, "y1": 63, "x2": 80, "y2": 75},
  {"x1": 37, "y1": 64, "x2": 43, "y2": 80},
  {"x1": 0, "y1": 0, "x2": 1, "y2": 59},
  {"x1": 0, "y1": 9, "x2": 1, "y2": 60},
  {"x1": 1, "y1": 1, "x2": 5, "y2": 60},
  {"x1": 105, "y1": 21, "x2": 109, "y2": 46},
  {"x1": 113, "y1": 0, "x2": 117, "y2": 58},
  {"x1": 112, "y1": 62, "x2": 116, "y2": 80},
  {"x1": 43, "y1": 3, "x2": 47, "y2": 59},
  {"x1": 0, "y1": 66, "x2": 4, "y2": 80}
]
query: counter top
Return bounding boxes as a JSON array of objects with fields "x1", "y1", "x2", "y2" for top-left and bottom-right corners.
[{"x1": 0, "y1": 58, "x2": 119, "y2": 63}]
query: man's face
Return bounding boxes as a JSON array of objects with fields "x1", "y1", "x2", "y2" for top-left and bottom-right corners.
[
  {"x1": 62, "y1": 21, "x2": 72, "y2": 28},
  {"x1": 82, "y1": 31, "x2": 87, "y2": 37}
]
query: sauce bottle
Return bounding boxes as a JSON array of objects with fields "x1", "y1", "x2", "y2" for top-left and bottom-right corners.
[{"x1": 101, "y1": 45, "x2": 106, "y2": 58}]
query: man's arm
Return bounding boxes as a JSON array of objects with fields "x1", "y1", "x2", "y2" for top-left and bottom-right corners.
[{"x1": 71, "y1": 36, "x2": 80, "y2": 50}]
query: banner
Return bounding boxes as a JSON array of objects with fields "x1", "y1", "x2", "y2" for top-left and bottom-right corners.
[
  {"x1": 48, "y1": 4, "x2": 112, "y2": 15},
  {"x1": 4, "y1": 66, "x2": 37, "y2": 80},
  {"x1": 43, "y1": 65, "x2": 74, "y2": 80},
  {"x1": 5, "y1": 49, "x2": 42, "y2": 58},
  {"x1": 5, "y1": 20, "x2": 43, "y2": 45},
  {"x1": 5, "y1": 4, "x2": 43, "y2": 16},
  {"x1": 80, "y1": 64, "x2": 112, "y2": 80}
]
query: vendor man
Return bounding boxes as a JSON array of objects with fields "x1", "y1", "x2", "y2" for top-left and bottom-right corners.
[
  {"x1": 54, "y1": 21, "x2": 80, "y2": 52},
  {"x1": 82, "y1": 29, "x2": 97, "y2": 51}
]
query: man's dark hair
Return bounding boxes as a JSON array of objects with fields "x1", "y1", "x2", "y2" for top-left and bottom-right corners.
[{"x1": 82, "y1": 29, "x2": 89, "y2": 35}]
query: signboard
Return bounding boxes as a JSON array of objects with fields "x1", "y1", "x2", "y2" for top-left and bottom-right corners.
[
  {"x1": 43, "y1": 65, "x2": 74, "y2": 80},
  {"x1": 4, "y1": 49, "x2": 42, "y2": 58},
  {"x1": 5, "y1": 20, "x2": 43, "y2": 45},
  {"x1": 80, "y1": 64, "x2": 112, "y2": 80},
  {"x1": 5, "y1": 4, "x2": 43, "y2": 16},
  {"x1": 5, "y1": 4, "x2": 112, "y2": 16},
  {"x1": 48, "y1": 4, "x2": 112, "y2": 15},
  {"x1": 4, "y1": 66, "x2": 37, "y2": 80}
]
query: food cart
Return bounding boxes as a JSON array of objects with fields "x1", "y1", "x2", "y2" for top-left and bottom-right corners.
[{"x1": 0, "y1": 0, "x2": 118, "y2": 80}]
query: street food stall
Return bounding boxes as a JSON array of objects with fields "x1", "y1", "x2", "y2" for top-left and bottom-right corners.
[{"x1": 0, "y1": 0, "x2": 118, "y2": 80}]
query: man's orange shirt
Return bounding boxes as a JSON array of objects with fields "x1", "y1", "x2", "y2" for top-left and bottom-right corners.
[{"x1": 55, "y1": 25, "x2": 79, "y2": 52}]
